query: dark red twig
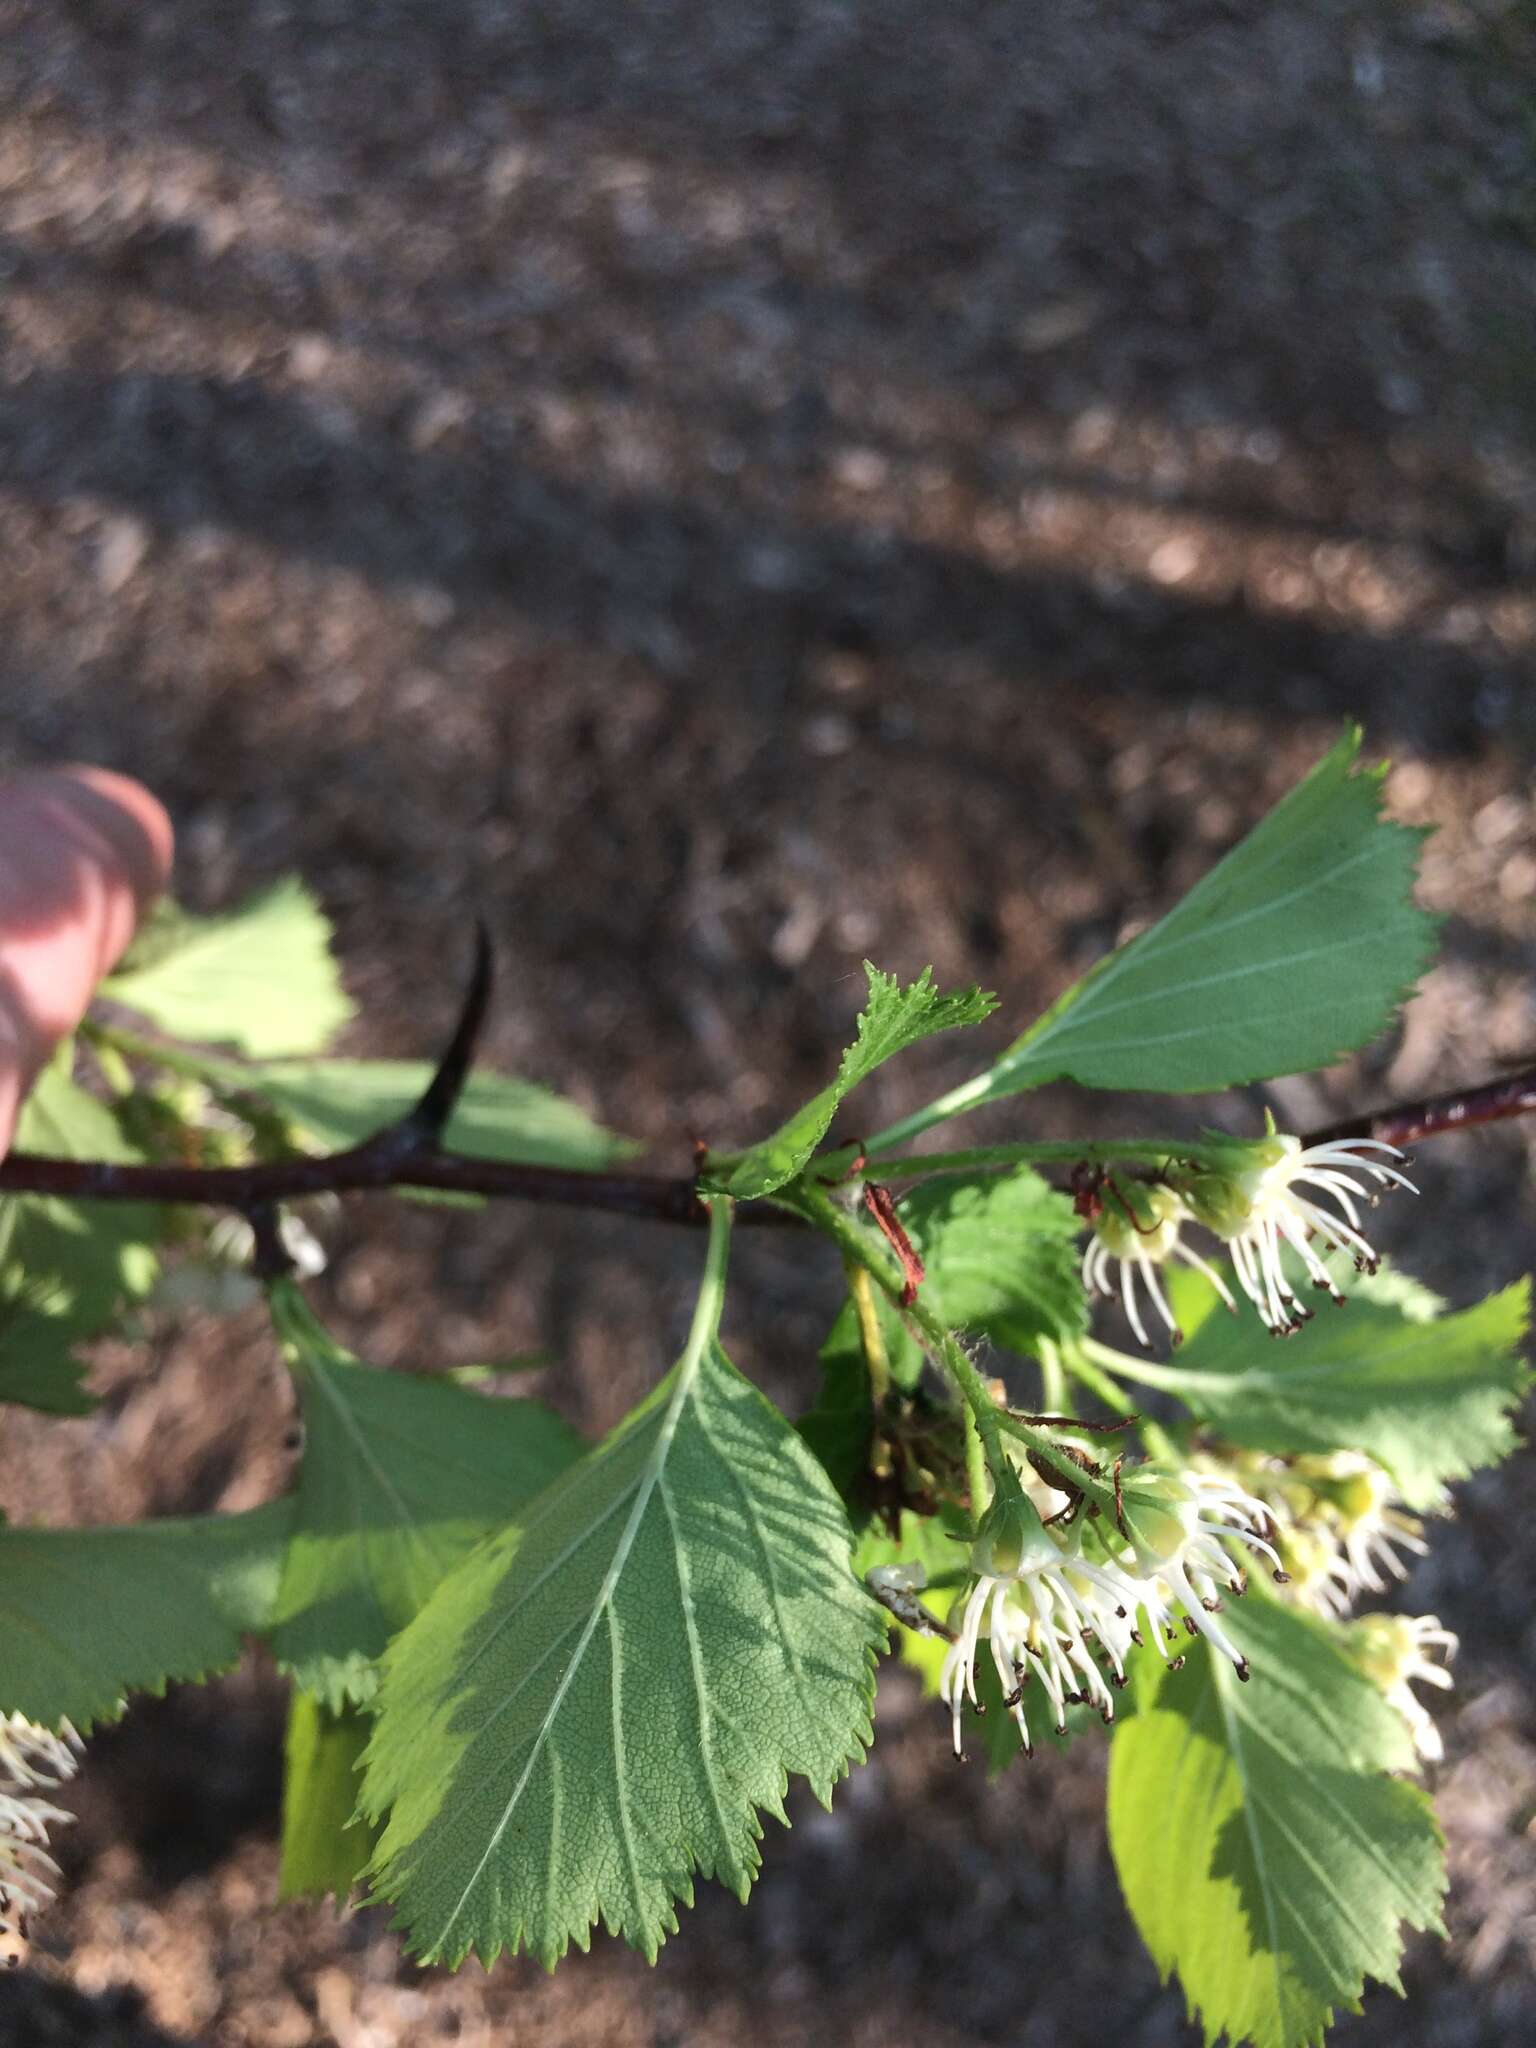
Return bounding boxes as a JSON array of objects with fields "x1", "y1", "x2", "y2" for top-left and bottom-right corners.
[
  {"x1": 1305, "y1": 1067, "x2": 1536, "y2": 1150},
  {"x1": 0, "y1": 1143, "x2": 803, "y2": 1224},
  {"x1": 2, "y1": 1057, "x2": 1536, "y2": 1230}
]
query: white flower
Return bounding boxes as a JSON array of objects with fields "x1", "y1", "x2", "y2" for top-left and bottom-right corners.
[
  {"x1": 1254, "y1": 1453, "x2": 1432, "y2": 1620},
  {"x1": 0, "y1": 1713, "x2": 81, "y2": 1956},
  {"x1": 940, "y1": 1489, "x2": 1144, "y2": 1757},
  {"x1": 1118, "y1": 1472, "x2": 1286, "y2": 1678},
  {"x1": 1316, "y1": 1457, "x2": 1431, "y2": 1616},
  {"x1": 1345, "y1": 1613, "x2": 1457, "y2": 1763},
  {"x1": 1080, "y1": 1182, "x2": 1236, "y2": 1350},
  {"x1": 1179, "y1": 1135, "x2": 1416, "y2": 1336}
]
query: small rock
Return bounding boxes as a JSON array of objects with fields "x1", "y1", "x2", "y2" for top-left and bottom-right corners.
[{"x1": 95, "y1": 515, "x2": 150, "y2": 595}]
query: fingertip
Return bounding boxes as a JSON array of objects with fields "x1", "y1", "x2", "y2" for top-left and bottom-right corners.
[
  {"x1": 42, "y1": 767, "x2": 175, "y2": 923},
  {"x1": 5, "y1": 769, "x2": 174, "y2": 978},
  {"x1": 0, "y1": 769, "x2": 174, "y2": 1143}
]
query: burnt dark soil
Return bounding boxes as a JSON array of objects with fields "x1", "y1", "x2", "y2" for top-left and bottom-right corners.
[{"x1": 2, "y1": 2, "x2": 1536, "y2": 2043}]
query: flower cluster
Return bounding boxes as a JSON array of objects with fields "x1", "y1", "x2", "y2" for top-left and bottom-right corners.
[
  {"x1": 1203, "y1": 1447, "x2": 1457, "y2": 1764},
  {"x1": 1078, "y1": 1133, "x2": 1416, "y2": 1347},
  {"x1": 938, "y1": 1468, "x2": 1281, "y2": 1759},
  {"x1": 1, "y1": 1713, "x2": 81, "y2": 1968},
  {"x1": 1243, "y1": 1451, "x2": 1433, "y2": 1620},
  {"x1": 1080, "y1": 1181, "x2": 1234, "y2": 1349},
  {"x1": 1340, "y1": 1613, "x2": 1458, "y2": 1763}
]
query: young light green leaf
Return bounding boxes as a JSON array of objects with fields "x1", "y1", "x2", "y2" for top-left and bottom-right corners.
[
  {"x1": 0, "y1": 1502, "x2": 291, "y2": 1730},
  {"x1": 1109, "y1": 1596, "x2": 1445, "y2": 2048},
  {"x1": 718, "y1": 965, "x2": 997, "y2": 1199},
  {"x1": 360, "y1": 1208, "x2": 883, "y2": 1968},
  {"x1": 823, "y1": 1169, "x2": 1087, "y2": 1396},
  {"x1": 201, "y1": 1056, "x2": 636, "y2": 1171},
  {"x1": 279, "y1": 1691, "x2": 378, "y2": 1903},
  {"x1": 101, "y1": 876, "x2": 354, "y2": 1056},
  {"x1": 267, "y1": 1283, "x2": 585, "y2": 1711},
  {"x1": 0, "y1": 1067, "x2": 161, "y2": 1414},
  {"x1": 982, "y1": 730, "x2": 1436, "y2": 1097},
  {"x1": 1152, "y1": 1278, "x2": 1530, "y2": 1508}
]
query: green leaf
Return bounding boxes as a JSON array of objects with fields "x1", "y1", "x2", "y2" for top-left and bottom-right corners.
[
  {"x1": 825, "y1": 1169, "x2": 1087, "y2": 1395},
  {"x1": 0, "y1": 1502, "x2": 291, "y2": 1730},
  {"x1": 101, "y1": 876, "x2": 354, "y2": 1056},
  {"x1": 718, "y1": 965, "x2": 997, "y2": 1199},
  {"x1": 267, "y1": 1283, "x2": 585, "y2": 1710},
  {"x1": 361, "y1": 1207, "x2": 882, "y2": 1967},
  {"x1": 0, "y1": 1067, "x2": 161, "y2": 1414},
  {"x1": 1109, "y1": 1595, "x2": 1445, "y2": 2048},
  {"x1": 203, "y1": 1056, "x2": 636, "y2": 1171},
  {"x1": 1154, "y1": 1278, "x2": 1530, "y2": 1508},
  {"x1": 984, "y1": 730, "x2": 1436, "y2": 1097},
  {"x1": 797, "y1": 1321, "x2": 877, "y2": 1500},
  {"x1": 279, "y1": 1691, "x2": 379, "y2": 1902}
]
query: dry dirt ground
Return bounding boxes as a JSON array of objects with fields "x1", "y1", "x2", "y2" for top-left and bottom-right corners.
[{"x1": 2, "y1": 2, "x2": 1536, "y2": 2044}]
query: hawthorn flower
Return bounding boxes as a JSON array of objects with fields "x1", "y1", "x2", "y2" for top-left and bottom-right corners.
[
  {"x1": 1247, "y1": 1452, "x2": 1431, "y2": 1619},
  {"x1": 1117, "y1": 1471, "x2": 1286, "y2": 1678},
  {"x1": 1177, "y1": 1134, "x2": 1416, "y2": 1336},
  {"x1": 1307, "y1": 1455, "x2": 1431, "y2": 1616},
  {"x1": 1343, "y1": 1613, "x2": 1457, "y2": 1764},
  {"x1": 1080, "y1": 1182, "x2": 1236, "y2": 1349},
  {"x1": 940, "y1": 1484, "x2": 1143, "y2": 1757},
  {"x1": 0, "y1": 1713, "x2": 80, "y2": 1955}
]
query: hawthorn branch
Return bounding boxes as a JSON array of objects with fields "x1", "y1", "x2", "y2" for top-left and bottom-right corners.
[
  {"x1": 1, "y1": 922, "x2": 1534, "y2": 1237},
  {"x1": 0, "y1": 1142, "x2": 763, "y2": 1224},
  {"x1": 0, "y1": 928, "x2": 797, "y2": 1226},
  {"x1": 1303, "y1": 1066, "x2": 1536, "y2": 1150}
]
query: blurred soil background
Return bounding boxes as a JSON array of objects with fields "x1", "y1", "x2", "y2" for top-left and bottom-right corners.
[{"x1": 2, "y1": 0, "x2": 1536, "y2": 2042}]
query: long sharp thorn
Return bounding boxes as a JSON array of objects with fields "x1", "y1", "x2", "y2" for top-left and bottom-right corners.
[{"x1": 390, "y1": 921, "x2": 495, "y2": 1151}]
